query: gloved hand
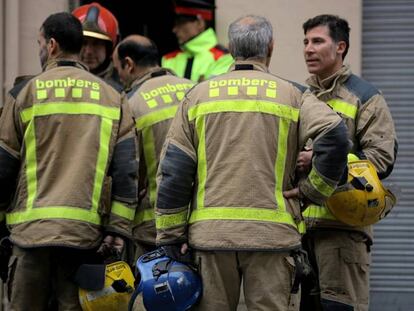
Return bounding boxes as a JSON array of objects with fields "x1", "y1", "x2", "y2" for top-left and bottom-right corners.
[
  {"x1": 283, "y1": 187, "x2": 311, "y2": 212},
  {"x1": 162, "y1": 242, "x2": 192, "y2": 264},
  {"x1": 97, "y1": 235, "x2": 124, "y2": 261}
]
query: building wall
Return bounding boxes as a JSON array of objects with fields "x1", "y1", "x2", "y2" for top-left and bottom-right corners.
[
  {"x1": 0, "y1": 0, "x2": 68, "y2": 102},
  {"x1": 0, "y1": 0, "x2": 361, "y2": 103},
  {"x1": 216, "y1": 0, "x2": 362, "y2": 84}
]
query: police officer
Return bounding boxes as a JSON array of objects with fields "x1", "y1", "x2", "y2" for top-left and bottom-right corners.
[
  {"x1": 299, "y1": 14, "x2": 398, "y2": 311},
  {"x1": 113, "y1": 35, "x2": 193, "y2": 257},
  {"x1": 0, "y1": 12, "x2": 137, "y2": 309},
  {"x1": 155, "y1": 15, "x2": 349, "y2": 311},
  {"x1": 73, "y1": 2, "x2": 123, "y2": 92},
  {"x1": 162, "y1": 0, "x2": 233, "y2": 82}
]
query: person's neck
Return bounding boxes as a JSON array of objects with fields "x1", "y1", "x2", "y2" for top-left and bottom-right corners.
[
  {"x1": 235, "y1": 57, "x2": 268, "y2": 67},
  {"x1": 128, "y1": 65, "x2": 160, "y2": 87}
]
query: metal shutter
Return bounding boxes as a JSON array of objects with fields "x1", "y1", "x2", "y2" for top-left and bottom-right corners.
[{"x1": 363, "y1": 0, "x2": 414, "y2": 309}]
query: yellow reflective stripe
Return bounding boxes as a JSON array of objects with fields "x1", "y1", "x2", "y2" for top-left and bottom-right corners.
[
  {"x1": 6, "y1": 207, "x2": 101, "y2": 225},
  {"x1": 326, "y1": 99, "x2": 357, "y2": 119},
  {"x1": 20, "y1": 102, "x2": 120, "y2": 123},
  {"x1": 136, "y1": 106, "x2": 178, "y2": 130},
  {"x1": 303, "y1": 204, "x2": 336, "y2": 220},
  {"x1": 297, "y1": 221, "x2": 306, "y2": 234},
  {"x1": 195, "y1": 115, "x2": 207, "y2": 209},
  {"x1": 308, "y1": 168, "x2": 335, "y2": 197},
  {"x1": 156, "y1": 210, "x2": 188, "y2": 229},
  {"x1": 275, "y1": 119, "x2": 289, "y2": 212},
  {"x1": 91, "y1": 118, "x2": 113, "y2": 213},
  {"x1": 142, "y1": 127, "x2": 157, "y2": 206},
  {"x1": 25, "y1": 121, "x2": 37, "y2": 211},
  {"x1": 188, "y1": 207, "x2": 299, "y2": 228},
  {"x1": 348, "y1": 153, "x2": 359, "y2": 162},
  {"x1": 134, "y1": 208, "x2": 155, "y2": 225},
  {"x1": 188, "y1": 100, "x2": 299, "y2": 122},
  {"x1": 111, "y1": 201, "x2": 135, "y2": 221},
  {"x1": 17, "y1": 107, "x2": 114, "y2": 225}
]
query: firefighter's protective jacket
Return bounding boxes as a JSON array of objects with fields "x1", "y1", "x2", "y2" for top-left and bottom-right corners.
[
  {"x1": 162, "y1": 28, "x2": 234, "y2": 82},
  {"x1": 155, "y1": 60, "x2": 349, "y2": 251},
  {"x1": 0, "y1": 59, "x2": 138, "y2": 249},
  {"x1": 127, "y1": 67, "x2": 193, "y2": 245},
  {"x1": 302, "y1": 65, "x2": 398, "y2": 240}
]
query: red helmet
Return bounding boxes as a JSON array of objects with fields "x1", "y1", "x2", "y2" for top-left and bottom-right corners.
[{"x1": 72, "y1": 2, "x2": 119, "y2": 47}]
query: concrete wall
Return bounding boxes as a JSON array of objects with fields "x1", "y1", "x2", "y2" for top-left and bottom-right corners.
[
  {"x1": 0, "y1": 0, "x2": 361, "y2": 102},
  {"x1": 0, "y1": 0, "x2": 68, "y2": 101},
  {"x1": 216, "y1": 0, "x2": 362, "y2": 84}
]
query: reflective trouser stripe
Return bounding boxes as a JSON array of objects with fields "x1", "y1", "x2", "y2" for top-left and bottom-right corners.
[
  {"x1": 134, "y1": 208, "x2": 155, "y2": 225},
  {"x1": 308, "y1": 168, "x2": 335, "y2": 198},
  {"x1": 326, "y1": 99, "x2": 357, "y2": 119},
  {"x1": 188, "y1": 100, "x2": 299, "y2": 122},
  {"x1": 302, "y1": 204, "x2": 336, "y2": 221},
  {"x1": 111, "y1": 201, "x2": 135, "y2": 221},
  {"x1": 8, "y1": 103, "x2": 118, "y2": 225},
  {"x1": 136, "y1": 106, "x2": 179, "y2": 221},
  {"x1": 156, "y1": 210, "x2": 188, "y2": 230}
]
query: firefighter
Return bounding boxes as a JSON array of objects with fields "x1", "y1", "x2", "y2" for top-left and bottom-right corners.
[
  {"x1": 72, "y1": 2, "x2": 122, "y2": 92},
  {"x1": 299, "y1": 14, "x2": 398, "y2": 311},
  {"x1": 155, "y1": 15, "x2": 349, "y2": 311},
  {"x1": 0, "y1": 12, "x2": 138, "y2": 309},
  {"x1": 112, "y1": 34, "x2": 194, "y2": 311},
  {"x1": 162, "y1": 0, "x2": 234, "y2": 82}
]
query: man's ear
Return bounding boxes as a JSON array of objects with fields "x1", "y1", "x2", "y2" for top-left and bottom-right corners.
[
  {"x1": 337, "y1": 41, "x2": 347, "y2": 57},
  {"x1": 48, "y1": 38, "x2": 59, "y2": 56},
  {"x1": 125, "y1": 57, "x2": 135, "y2": 73}
]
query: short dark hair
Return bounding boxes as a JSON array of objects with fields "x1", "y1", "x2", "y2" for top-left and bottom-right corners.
[
  {"x1": 303, "y1": 14, "x2": 350, "y2": 60},
  {"x1": 117, "y1": 40, "x2": 159, "y2": 68},
  {"x1": 41, "y1": 12, "x2": 83, "y2": 54}
]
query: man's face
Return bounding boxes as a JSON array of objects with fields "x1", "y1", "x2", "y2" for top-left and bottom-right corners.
[
  {"x1": 303, "y1": 25, "x2": 344, "y2": 79},
  {"x1": 37, "y1": 30, "x2": 49, "y2": 69},
  {"x1": 81, "y1": 37, "x2": 108, "y2": 71},
  {"x1": 173, "y1": 19, "x2": 204, "y2": 45}
]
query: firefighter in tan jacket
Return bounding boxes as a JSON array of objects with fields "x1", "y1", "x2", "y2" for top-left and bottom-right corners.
[
  {"x1": 300, "y1": 15, "x2": 397, "y2": 311},
  {"x1": 0, "y1": 13, "x2": 138, "y2": 310},
  {"x1": 113, "y1": 35, "x2": 194, "y2": 258},
  {"x1": 154, "y1": 15, "x2": 349, "y2": 311}
]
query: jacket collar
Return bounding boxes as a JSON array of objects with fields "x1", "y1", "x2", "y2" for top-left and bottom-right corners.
[
  {"x1": 129, "y1": 67, "x2": 174, "y2": 91},
  {"x1": 43, "y1": 58, "x2": 87, "y2": 72},
  {"x1": 229, "y1": 60, "x2": 269, "y2": 73},
  {"x1": 306, "y1": 65, "x2": 352, "y2": 94},
  {"x1": 182, "y1": 28, "x2": 218, "y2": 55}
]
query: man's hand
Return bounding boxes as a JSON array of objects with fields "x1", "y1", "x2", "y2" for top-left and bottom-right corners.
[
  {"x1": 162, "y1": 242, "x2": 191, "y2": 264},
  {"x1": 283, "y1": 188, "x2": 300, "y2": 199},
  {"x1": 296, "y1": 149, "x2": 313, "y2": 174},
  {"x1": 97, "y1": 235, "x2": 125, "y2": 259},
  {"x1": 283, "y1": 187, "x2": 311, "y2": 211}
]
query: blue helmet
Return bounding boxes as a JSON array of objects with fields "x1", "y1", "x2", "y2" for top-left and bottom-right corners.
[{"x1": 130, "y1": 248, "x2": 202, "y2": 311}]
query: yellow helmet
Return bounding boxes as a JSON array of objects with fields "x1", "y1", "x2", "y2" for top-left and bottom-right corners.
[
  {"x1": 326, "y1": 159, "x2": 396, "y2": 227},
  {"x1": 78, "y1": 261, "x2": 135, "y2": 311}
]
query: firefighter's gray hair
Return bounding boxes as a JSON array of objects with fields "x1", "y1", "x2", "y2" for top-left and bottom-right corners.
[{"x1": 228, "y1": 15, "x2": 273, "y2": 59}]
